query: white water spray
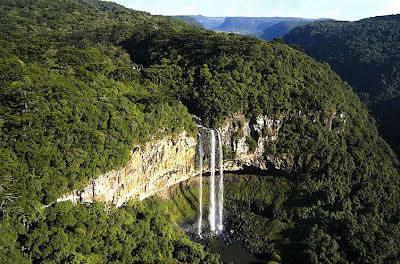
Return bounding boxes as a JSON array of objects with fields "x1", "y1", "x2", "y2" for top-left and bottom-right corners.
[
  {"x1": 197, "y1": 133, "x2": 203, "y2": 238},
  {"x1": 209, "y1": 129, "x2": 216, "y2": 233},
  {"x1": 217, "y1": 129, "x2": 224, "y2": 233}
]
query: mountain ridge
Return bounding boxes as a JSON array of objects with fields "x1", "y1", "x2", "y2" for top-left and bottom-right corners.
[
  {"x1": 284, "y1": 13, "x2": 400, "y2": 156},
  {"x1": 175, "y1": 15, "x2": 333, "y2": 39}
]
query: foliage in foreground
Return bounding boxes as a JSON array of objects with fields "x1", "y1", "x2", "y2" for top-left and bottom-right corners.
[{"x1": 2, "y1": 200, "x2": 219, "y2": 264}]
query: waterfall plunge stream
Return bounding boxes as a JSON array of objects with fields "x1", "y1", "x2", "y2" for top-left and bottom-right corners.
[
  {"x1": 197, "y1": 133, "x2": 203, "y2": 238},
  {"x1": 209, "y1": 129, "x2": 216, "y2": 233},
  {"x1": 216, "y1": 129, "x2": 224, "y2": 233},
  {"x1": 197, "y1": 128, "x2": 224, "y2": 238}
]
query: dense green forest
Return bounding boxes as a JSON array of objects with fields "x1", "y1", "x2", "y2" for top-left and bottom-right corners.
[
  {"x1": 1, "y1": 0, "x2": 400, "y2": 263},
  {"x1": 173, "y1": 16, "x2": 205, "y2": 28},
  {"x1": 284, "y1": 15, "x2": 400, "y2": 156}
]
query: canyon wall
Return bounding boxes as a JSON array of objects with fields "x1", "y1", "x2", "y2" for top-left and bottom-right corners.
[
  {"x1": 219, "y1": 112, "x2": 283, "y2": 171},
  {"x1": 57, "y1": 132, "x2": 197, "y2": 207},
  {"x1": 58, "y1": 113, "x2": 312, "y2": 206}
]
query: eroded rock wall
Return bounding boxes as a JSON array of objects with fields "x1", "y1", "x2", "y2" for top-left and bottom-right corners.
[
  {"x1": 58, "y1": 113, "x2": 295, "y2": 206},
  {"x1": 219, "y1": 112, "x2": 283, "y2": 171},
  {"x1": 57, "y1": 132, "x2": 197, "y2": 207}
]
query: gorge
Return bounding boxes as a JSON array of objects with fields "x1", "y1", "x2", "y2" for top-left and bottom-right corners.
[
  {"x1": 57, "y1": 113, "x2": 285, "y2": 208},
  {"x1": 2, "y1": 1, "x2": 400, "y2": 263}
]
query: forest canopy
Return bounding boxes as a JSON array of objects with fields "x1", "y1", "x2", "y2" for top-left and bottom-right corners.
[
  {"x1": 284, "y1": 15, "x2": 400, "y2": 156},
  {"x1": 0, "y1": 0, "x2": 400, "y2": 263}
]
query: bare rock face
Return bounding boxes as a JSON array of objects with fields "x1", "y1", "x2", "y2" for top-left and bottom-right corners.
[
  {"x1": 57, "y1": 132, "x2": 197, "y2": 207},
  {"x1": 220, "y1": 113, "x2": 283, "y2": 171},
  {"x1": 58, "y1": 113, "x2": 293, "y2": 206}
]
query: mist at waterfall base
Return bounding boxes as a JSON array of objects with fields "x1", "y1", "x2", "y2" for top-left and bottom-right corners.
[{"x1": 191, "y1": 128, "x2": 263, "y2": 264}]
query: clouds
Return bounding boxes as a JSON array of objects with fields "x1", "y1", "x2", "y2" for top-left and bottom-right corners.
[{"x1": 115, "y1": 0, "x2": 400, "y2": 21}]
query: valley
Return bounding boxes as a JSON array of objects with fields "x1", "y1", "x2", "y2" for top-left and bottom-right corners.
[{"x1": 1, "y1": 0, "x2": 400, "y2": 263}]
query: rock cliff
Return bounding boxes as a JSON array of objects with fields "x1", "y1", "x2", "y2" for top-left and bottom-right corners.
[
  {"x1": 57, "y1": 132, "x2": 197, "y2": 207},
  {"x1": 58, "y1": 113, "x2": 308, "y2": 206},
  {"x1": 219, "y1": 112, "x2": 283, "y2": 171}
]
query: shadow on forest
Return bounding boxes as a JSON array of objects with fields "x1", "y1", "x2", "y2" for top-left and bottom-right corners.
[{"x1": 180, "y1": 182, "x2": 197, "y2": 212}]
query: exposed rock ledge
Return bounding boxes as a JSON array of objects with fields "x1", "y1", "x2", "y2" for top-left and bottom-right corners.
[
  {"x1": 57, "y1": 113, "x2": 286, "y2": 207},
  {"x1": 57, "y1": 132, "x2": 197, "y2": 207}
]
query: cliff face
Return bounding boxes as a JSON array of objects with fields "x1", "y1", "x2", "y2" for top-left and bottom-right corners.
[
  {"x1": 58, "y1": 113, "x2": 293, "y2": 206},
  {"x1": 219, "y1": 112, "x2": 283, "y2": 171},
  {"x1": 57, "y1": 132, "x2": 197, "y2": 207}
]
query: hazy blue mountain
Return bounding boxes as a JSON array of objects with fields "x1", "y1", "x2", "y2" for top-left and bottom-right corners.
[
  {"x1": 212, "y1": 16, "x2": 310, "y2": 35},
  {"x1": 260, "y1": 19, "x2": 314, "y2": 40},
  {"x1": 189, "y1": 15, "x2": 226, "y2": 29},
  {"x1": 177, "y1": 15, "x2": 331, "y2": 39}
]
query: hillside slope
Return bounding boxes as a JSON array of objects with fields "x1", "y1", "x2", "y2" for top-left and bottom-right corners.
[
  {"x1": 260, "y1": 19, "x2": 314, "y2": 40},
  {"x1": 1, "y1": 0, "x2": 400, "y2": 263},
  {"x1": 173, "y1": 15, "x2": 205, "y2": 28},
  {"x1": 284, "y1": 15, "x2": 400, "y2": 155},
  {"x1": 212, "y1": 16, "x2": 307, "y2": 35}
]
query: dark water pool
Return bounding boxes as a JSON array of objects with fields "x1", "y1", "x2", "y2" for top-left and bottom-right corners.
[{"x1": 209, "y1": 237, "x2": 264, "y2": 264}]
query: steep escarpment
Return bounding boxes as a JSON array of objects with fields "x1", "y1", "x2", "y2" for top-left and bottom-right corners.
[
  {"x1": 1, "y1": 0, "x2": 400, "y2": 263},
  {"x1": 58, "y1": 113, "x2": 285, "y2": 206},
  {"x1": 284, "y1": 15, "x2": 400, "y2": 156},
  {"x1": 59, "y1": 108, "x2": 343, "y2": 208},
  {"x1": 57, "y1": 132, "x2": 197, "y2": 206},
  {"x1": 260, "y1": 19, "x2": 315, "y2": 41}
]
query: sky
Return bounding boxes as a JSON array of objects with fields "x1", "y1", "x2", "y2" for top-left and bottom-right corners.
[{"x1": 112, "y1": 0, "x2": 400, "y2": 21}]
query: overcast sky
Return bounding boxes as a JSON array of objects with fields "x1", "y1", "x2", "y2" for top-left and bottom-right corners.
[{"x1": 112, "y1": 0, "x2": 400, "y2": 21}]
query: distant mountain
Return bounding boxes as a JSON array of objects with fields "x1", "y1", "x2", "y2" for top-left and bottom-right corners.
[
  {"x1": 260, "y1": 19, "x2": 314, "y2": 40},
  {"x1": 189, "y1": 15, "x2": 226, "y2": 29},
  {"x1": 212, "y1": 17, "x2": 312, "y2": 36},
  {"x1": 175, "y1": 15, "x2": 225, "y2": 29},
  {"x1": 176, "y1": 16, "x2": 331, "y2": 39},
  {"x1": 173, "y1": 16, "x2": 205, "y2": 28},
  {"x1": 284, "y1": 14, "x2": 400, "y2": 156}
]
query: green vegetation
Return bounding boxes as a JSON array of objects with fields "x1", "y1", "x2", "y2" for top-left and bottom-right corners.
[
  {"x1": 260, "y1": 19, "x2": 314, "y2": 41},
  {"x1": 13, "y1": 199, "x2": 218, "y2": 263},
  {"x1": 0, "y1": 0, "x2": 197, "y2": 206},
  {"x1": 225, "y1": 172, "x2": 400, "y2": 263},
  {"x1": 166, "y1": 183, "x2": 210, "y2": 223},
  {"x1": 0, "y1": 0, "x2": 400, "y2": 263},
  {"x1": 224, "y1": 176, "x2": 293, "y2": 254},
  {"x1": 246, "y1": 136, "x2": 258, "y2": 153},
  {"x1": 284, "y1": 15, "x2": 400, "y2": 156},
  {"x1": 173, "y1": 16, "x2": 205, "y2": 28}
]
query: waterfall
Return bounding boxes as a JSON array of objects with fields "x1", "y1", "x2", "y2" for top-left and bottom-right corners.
[
  {"x1": 198, "y1": 127, "x2": 223, "y2": 236},
  {"x1": 209, "y1": 129, "x2": 216, "y2": 233},
  {"x1": 197, "y1": 133, "x2": 203, "y2": 238},
  {"x1": 216, "y1": 129, "x2": 224, "y2": 233}
]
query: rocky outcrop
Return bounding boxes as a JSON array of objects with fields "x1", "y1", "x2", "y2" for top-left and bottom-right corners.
[
  {"x1": 219, "y1": 112, "x2": 283, "y2": 171},
  {"x1": 58, "y1": 113, "x2": 290, "y2": 206},
  {"x1": 57, "y1": 132, "x2": 197, "y2": 207}
]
